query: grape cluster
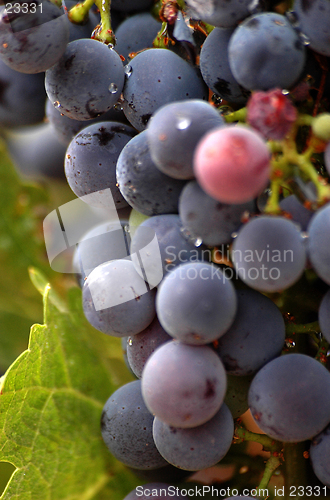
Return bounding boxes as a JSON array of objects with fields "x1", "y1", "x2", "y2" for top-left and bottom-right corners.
[{"x1": 1, "y1": 0, "x2": 330, "y2": 496}]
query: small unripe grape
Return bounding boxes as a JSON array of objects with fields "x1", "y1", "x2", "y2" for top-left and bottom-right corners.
[{"x1": 312, "y1": 113, "x2": 330, "y2": 142}]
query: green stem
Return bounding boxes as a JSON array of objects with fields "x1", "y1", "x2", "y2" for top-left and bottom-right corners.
[
  {"x1": 264, "y1": 178, "x2": 282, "y2": 214},
  {"x1": 297, "y1": 155, "x2": 330, "y2": 203},
  {"x1": 234, "y1": 424, "x2": 282, "y2": 453},
  {"x1": 153, "y1": 21, "x2": 169, "y2": 49},
  {"x1": 68, "y1": 0, "x2": 95, "y2": 24},
  {"x1": 296, "y1": 114, "x2": 314, "y2": 127},
  {"x1": 92, "y1": 0, "x2": 115, "y2": 45},
  {"x1": 268, "y1": 140, "x2": 283, "y2": 153},
  {"x1": 223, "y1": 107, "x2": 247, "y2": 123},
  {"x1": 283, "y1": 443, "x2": 308, "y2": 500},
  {"x1": 315, "y1": 337, "x2": 330, "y2": 366},
  {"x1": 202, "y1": 22, "x2": 214, "y2": 34},
  {"x1": 257, "y1": 454, "x2": 283, "y2": 494},
  {"x1": 285, "y1": 321, "x2": 320, "y2": 335}
]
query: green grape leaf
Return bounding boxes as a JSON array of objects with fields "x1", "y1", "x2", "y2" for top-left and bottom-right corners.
[
  {"x1": 0, "y1": 138, "x2": 77, "y2": 373},
  {"x1": 0, "y1": 140, "x2": 53, "y2": 322},
  {"x1": 0, "y1": 269, "x2": 137, "y2": 500}
]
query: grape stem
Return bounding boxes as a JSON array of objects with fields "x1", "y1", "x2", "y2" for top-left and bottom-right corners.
[
  {"x1": 234, "y1": 423, "x2": 282, "y2": 453},
  {"x1": 223, "y1": 107, "x2": 247, "y2": 123},
  {"x1": 285, "y1": 321, "x2": 320, "y2": 335},
  {"x1": 315, "y1": 337, "x2": 330, "y2": 366},
  {"x1": 264, "y1": 123, "x2": 330, "y2": 213},
  {"x1": 257, "y1": 454, "x2": 283, "y2": 495},
  {"x1": 68, "y1": 0, "x2": 116, "y2": 45},
  {"x1": 234, "y1": 423, "x2": 284, "y2": 496},
  {"x1": 92, "y1": 0, "x2": 115, "y2": 45},
  {"x1": 68, "y1": 0, "x2": 95, "y2": 24}
]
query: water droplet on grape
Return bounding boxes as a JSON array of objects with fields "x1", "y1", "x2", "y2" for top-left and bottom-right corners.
[
  {"x1": 54, "y1": 101, "x2": 62, "y2": 109},
  {"x1": 109, "y1": 83, "x2": 118, "y2": 94},
  {"x1": 180, "y1": 227, "x2": 203, "y2": 246},
  {"x1": 248, "y1": 0, "x2": 262, "y2": 14},
  {"x1": 124, "y1": 224, "x2": 130, "y2": 233},
  {"x1": 231, "y1": 232, "x2": 238, "y2": 239},
  {"x1": 194, "y1": 237, "x2": 203, "y2": 247},
  {"x1": 124, "y1": 64, "x2": 132, "y2": 77},
  {"x1": 286, "y1": 339, "x2": 296, "y2": 348},
  {"x1": 113, "y1": 102, "x2": 123, "y2": 111},
  {"x1": 176, "y1": 116, "x2": 192, "y2": 130},
  {"x1": 285, "y1": 10, "x2": 298, "y2": 25},
  {"x1": 282, "y1": 89, "x2": 290, "y2": 95},
  {"x1": 299, "y1": 32, "x2": 310, "y2": 45},
  {"x1": 128, "y1": 338, "x2": 133, "y2": 346}
]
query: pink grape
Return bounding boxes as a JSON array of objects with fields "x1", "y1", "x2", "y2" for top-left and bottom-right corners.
[{"x1": 193, "y1": 125, "x2": 271, "y2": 204}]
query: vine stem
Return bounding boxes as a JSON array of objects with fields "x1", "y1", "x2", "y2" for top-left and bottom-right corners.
[
  {"x1": 68, "y1": 0, "x2": 95, "y2": 24},
  {"x1": 257, "y1": 454, "x2": 283, "y2": 494},
  {"x1": 283, "y1": 443, "x2": 308, "y2": 500},
  {"x1": 315, "y1": 337, "x2": 330, "y2": 366},
  {"x1": 285, "y1": 321, "x2": 320, "y2": 335},
  {"x1": 234, "y1": 424, "x2": 284, "y2": 495},
  {"x1": 69, "y1": 0, "x2": 115, "y2": 44},
  {"x1": 93, "y1": 0, "x2": 116, "y2": 45},
  {"x1": 234, "y1": 424, "x2": 282, "y2": 453},
  {"x1": 223, "y1": 107, "x2": 247, "y2": 123}
]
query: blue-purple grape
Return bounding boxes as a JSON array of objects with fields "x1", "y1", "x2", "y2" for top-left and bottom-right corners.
[
  {"x1": 156, "y1": 262, "x2": 237, "y2": 345},
  {"x1": 82, "y1": 259, "x2": 156, "y2": 337},
  {"x1": 0, "y1": 59, "x2": 46, "y2": 127},
  {"x1": 0, "y1": 0, "x2": 69, "y2": 73},
  {"x1": 216, "y1": 289, "x2": 285, "y2": 375},
  {"x1": 232, "y1": 216, "x2": 307, "y2": 293},
  {"x1": 153, "y1": 403, "x2": 234, "y2": 471},
  {"x1": 248, "y1": 353, "x2": 330, "y2": 442},
  {"x1": 101, "y1": 380, "x2": 167, "y2": 469},
  {"x1": 179, "y1": 181, "x2": 255, "y2": 246},
  {"x1": 293, "y1": 0, "x2": 330, "y2": 57},
  {"x1": 319, "y1": 288, "x2": 330, "y2": 343},
  {"x1": 307, "y1": 202, "x2": 330, "y2": 285},
  {"x1": 185, "y1": 0, "x2": 251, "y2": 28},
  {"x1": 130, "y1": 214, "x2": 209, "y2": 288},
  {"x1": 122, "y1": 48, "x2": 208, "y2": 131},
  {"x1": 310, "y1": 424, "x2": 330, "y2": 488},
  {"x1": 228, "y1": 13, "x2": 306, "y2": 91},
  {"x1": 127, "y1": 317, "x2": 172, "y2": 378},
  {"x1": 114, "y1": 13, "x2": 161, "y2": 63},
  {"x1": 146, "y1": 100, "x2": 224, "y2": 180},
  {"x1": 199, "y1": 27, "x2": 249, "y2": 105},
  {"x1": 116, "y1": 131, "x2": 186, "y2": 216},
  {"x1": 45, "y1": 38, "x2": 125, "y2": 120},
  {"x1": 65, "y1": 121, "x2": 136, "y2": 209},
  {"x1": 142, "y1": 340, "x2": 227, "y2": 428}
]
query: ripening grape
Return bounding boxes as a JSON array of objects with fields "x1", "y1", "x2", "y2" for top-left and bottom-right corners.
[{"x1": 193, "y1": 125, "x2": 271, "y2": 204}]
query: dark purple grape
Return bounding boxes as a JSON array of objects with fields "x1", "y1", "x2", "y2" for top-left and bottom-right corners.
[
  {"x1": 101, "y1": 380, "x2": 167, "y2": 469},
  {"x1": 0, "y1": 0, "x2": 69, "y2": 73},
  {"x1": 122, "y1": 48, "x2": 208, "y2": 131},
  {"x1": 45, "y1": 38, "x2": 125, "y2": 120}
]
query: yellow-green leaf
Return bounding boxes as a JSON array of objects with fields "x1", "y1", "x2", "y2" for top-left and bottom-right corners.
[{"x1": 0, "y1": 276, "x2": 137, "y2": 500}]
